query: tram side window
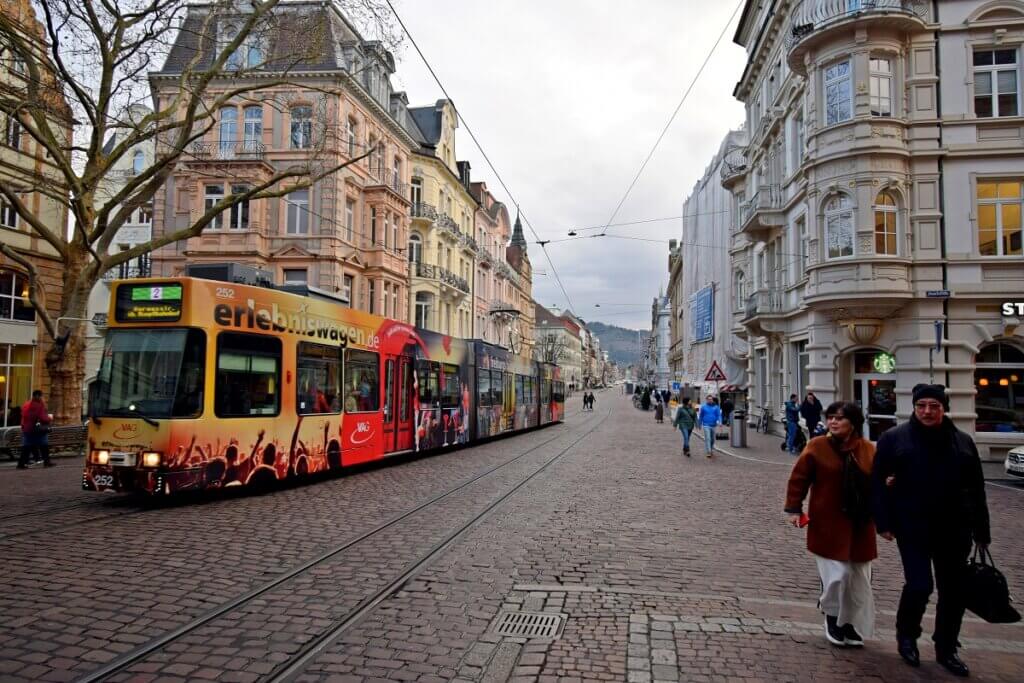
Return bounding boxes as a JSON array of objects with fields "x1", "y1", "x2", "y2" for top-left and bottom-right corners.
[
  {"x1": 541, "y1": 378, "x2": 551, "y2": 404},
  {"x1": 418, "y1": 362, "x2": 439, "y2": 404},
  {"x1": 216, "y1": 333, "x2": 281, "y2": 417},
  {"x1": 296, "y1": 342, "x2": 341, "y2": 414},
  {"x1": 516, "y1": 375, "x2": 525, "y2": 405},
  {"x1": 553, "y1": 381, "x2": 564, "y2": 403},
  {"x1": 477, "y1": 369, "x2": 491, "y2": 407},
  {"x1": 490, "y1": 370, "x2": 503, "y2": 407},
  {"x1": 344, "y1": 349, "x2": 379, "y2": 412},
  {"x1": 441, "y1": 364, "x2": 460, "y2": 408}
]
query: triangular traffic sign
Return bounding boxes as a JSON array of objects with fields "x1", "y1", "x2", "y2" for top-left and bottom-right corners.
[{"x1": 704, "y1": 360, "x2": 727, "y2": 382}]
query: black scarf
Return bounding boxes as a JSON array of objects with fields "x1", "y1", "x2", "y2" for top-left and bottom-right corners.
[{"x1": 828, "y1": 434, "x2": 871, "y2": 526}]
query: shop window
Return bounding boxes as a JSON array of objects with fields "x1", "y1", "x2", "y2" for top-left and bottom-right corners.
[
  {"x1": 215, "y1": 333, "x2": 280, "y2": 417},
  {"x1": 975, "y1": 342, "x2": 1024, "y2": 433},
  {"x1": 0, "y1": 343, "x2": 34, "y2": 428},
  {"x1": 344, "y1": 349, "x2": 379, "y2": 412}
]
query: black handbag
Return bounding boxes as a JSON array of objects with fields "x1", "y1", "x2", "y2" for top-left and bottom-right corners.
[{"x1": 966, "y1": 545, "x2": 1021, "y2": 624}]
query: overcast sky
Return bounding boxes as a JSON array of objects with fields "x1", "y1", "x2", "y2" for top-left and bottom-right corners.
[{"x1": 388, "y1": 0, "x2": 748, "y2": 331}]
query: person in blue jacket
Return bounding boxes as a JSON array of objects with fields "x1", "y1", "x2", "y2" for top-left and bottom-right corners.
[
  {"x1": 697, "y1": 394, "x2": 722, "y2": 458},
  {"x1": 785, "y1": 393, "x2": 802, "y2": 454}
]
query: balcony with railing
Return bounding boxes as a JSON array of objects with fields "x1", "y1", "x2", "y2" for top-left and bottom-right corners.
[
  {"x1": 366, "y1": 165, "x2": 409, "y2": 200},
  {"x1": 740, "y1": 287, "x2": 790, "y2": 336},
  {"x1": 411, "y1": 202, "x2": 439, "y2": 221},
  {"x1": 786, "y1": 0, "x2": 930, "y2": 74},
  {"x1": 190, "y1": 140, "x2": 267, "y2": 161},
  {"x1": 737, "y1": 184, "x2": 785, "y2": 237},
  {"x1": 412, "y1": 261, "x2": 470, "y2": 295},
  {"x1": 719, "y1": 146, "x2": 748, "y2": 189},
  {"x1": 102, "y1": 254, "x2": 152, "y2": 281}
]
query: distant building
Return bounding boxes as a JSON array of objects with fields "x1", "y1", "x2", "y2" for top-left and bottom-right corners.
[{"x1": 650, "y1": 292, "x2": 671, "y2": 391}]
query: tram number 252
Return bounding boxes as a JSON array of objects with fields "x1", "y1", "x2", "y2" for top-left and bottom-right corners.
[{"x1": 93, "y1": 474, "x2": 114, "y2": 487}]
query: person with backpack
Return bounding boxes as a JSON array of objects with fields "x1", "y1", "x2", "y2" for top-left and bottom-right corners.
[
  {"x1": 18, "y1": 390, "x2": 54, "y2": 469},
  {"x1": 673, "y1": 397, "x2": 697, "y2": 456},
  {"x1": 697, "y1": 394, "x2": 722, "y2": 458},
  {"x1": 785, "y1": 401, "x2": 877, "y2": 649}
]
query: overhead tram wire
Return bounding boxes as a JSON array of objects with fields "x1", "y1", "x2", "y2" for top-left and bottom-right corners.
[
  {"x1": 596, "y1": 0, "x2": 745, "y2": 237},
  {"x1": 382, "y1": 0, "x2": 577, "y2": 314}
]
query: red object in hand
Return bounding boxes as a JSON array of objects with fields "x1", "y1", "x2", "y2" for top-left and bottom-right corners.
[{"x1": 799, "y1": 513, "x2": 810, "y2": 528}]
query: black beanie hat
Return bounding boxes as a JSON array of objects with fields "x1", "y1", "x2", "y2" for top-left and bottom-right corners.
[{"x1": 912, "y1": 383, "x2": 948, "y2": 409}]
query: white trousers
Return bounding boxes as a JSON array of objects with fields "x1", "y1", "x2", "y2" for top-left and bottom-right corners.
[{"x1": 814, "y1": 554, "x2": 875, "y2": 639}]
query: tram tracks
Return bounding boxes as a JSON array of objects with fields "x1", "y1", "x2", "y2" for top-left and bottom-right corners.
[
  {"x1": 76, "y1": 407, "x2": 606, "y2": 683},
  {"x1": 1, "y1": 409, "x2": 588, "y2": 543}
]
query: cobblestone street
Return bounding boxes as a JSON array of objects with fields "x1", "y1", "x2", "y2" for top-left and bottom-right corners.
[{"x1": 1, "y1": 392, "x2": 1022, "y2": 682}]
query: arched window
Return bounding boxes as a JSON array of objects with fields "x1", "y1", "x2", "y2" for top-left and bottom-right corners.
[
  {"x1": 132, "y1": 150, "x2": 145, "y2": 175},
  {"x1": 414, "y1": 291, "x2": 432, "y2": 329},
  {"x1": 222, "y1": 24, "x2": 241, "y2": 70},
  {"x1": 408, "y1": 232, "x2": 422, "y2": 264},
  {"x1": 873, "y1": 191, "x2": 898, "y2": 255},
  {"x1": 733, "y1": 270, "x2": 746, "y2": 311},
  {"x1": 824, "y1": 194, "x2": 854, "y2": 259},
  {"x1": 975, "y1": 342, "x2": 1024, "y2": 433}
]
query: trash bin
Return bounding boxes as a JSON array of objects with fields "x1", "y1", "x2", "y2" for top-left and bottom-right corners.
[{"x1": 730, "y1": 410, "x2": 747, "y2": 448}]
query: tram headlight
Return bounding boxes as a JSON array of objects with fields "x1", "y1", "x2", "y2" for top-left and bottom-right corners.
[
  {"x1": 91, "y1": 449, "x2": 110, "y2": 465},
  {"x1": 142, "y1": 451, "x2": 162, "y2": 468}
]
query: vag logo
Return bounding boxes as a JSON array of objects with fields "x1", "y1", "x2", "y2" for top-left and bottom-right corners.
[
  {"x1": 112, "y1": 423, "x2": 138, "y2": 440},
  {"x1": 350, "y1": 421, "x2": 374, "y2": 445}
]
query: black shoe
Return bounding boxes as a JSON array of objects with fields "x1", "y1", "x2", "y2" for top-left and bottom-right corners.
[
  {"x1": 936, "y1": 651, "x2": 969, "y2": 677},
  {"x1": 897, "y1": 637, "x2": 920, "y2": 667},
  {"x1": 841, "y1": 623, "x2": 864, "y2": 647},
  {"x1": 825, "y1": 615, "x2": 845, "y2": 646}
]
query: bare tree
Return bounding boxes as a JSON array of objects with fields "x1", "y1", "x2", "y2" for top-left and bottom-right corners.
[
  {"x1": 536, "y1": 332, "x2": 567, "y2": 365},
  {"x1": 0, "y1": 0, "x2": 398, "y2": 422}
]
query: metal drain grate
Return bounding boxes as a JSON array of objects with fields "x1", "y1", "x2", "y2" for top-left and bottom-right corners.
[{"x1": 493, "y1": 611, "x2": 565, "y2": 639}]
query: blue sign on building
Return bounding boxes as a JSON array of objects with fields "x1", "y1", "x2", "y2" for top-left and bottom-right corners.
[{"x1": 690, "y1": 285, "x2": 714, "y2": 343}]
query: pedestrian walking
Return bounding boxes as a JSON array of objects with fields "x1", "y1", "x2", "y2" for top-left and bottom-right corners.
[
  {"x1": 673, "y1": 397, "x2": 697, "y2": 456},
  {"x1": 785, "y1": 393, "x2": 801, "y2": 454},
  {"x1": 654, "y1": 401, "x2": 664, "y2": 423},
  {"x1": 871, "y1": 384, "x2": 991, "y2": 677},
  {"x1": 587, "y1": 392, "x2": 596, "y2": 411},
  {"x1": 582, "y1": 392, "x2": 589, "y2": 412},
  {"x1": 721, "y1": 397, "x2": 734, "y2": 426},
  {"x1": 785, "y1": 401, "x2": 876, "y2": 648},
  {"x1": 801, "y1": 392, "x2": 824, "y2": 437},
  {"x1": 697, "y1": 394, "x2": 722, "y2": 458},
  {"x1": 18, "y1": 390, "x2": 54, "y2": 469}
]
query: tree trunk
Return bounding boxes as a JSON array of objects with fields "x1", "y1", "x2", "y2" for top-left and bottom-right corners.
[{"x1": 45, "y1": 330, "x2": 86, "y2": 425}]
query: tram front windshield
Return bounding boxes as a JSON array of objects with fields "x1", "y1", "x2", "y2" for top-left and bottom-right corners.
[{"x1": 95, "y1": 329, "x2": 206, "y2": 419}]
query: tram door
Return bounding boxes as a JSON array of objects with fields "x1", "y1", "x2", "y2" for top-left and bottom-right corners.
[
  {"x1": 383, "y1": 356, "x2": 415, "y2": 453},
  {"x1": 395, "y1": 357, "x2": 414, "y2": 451}
]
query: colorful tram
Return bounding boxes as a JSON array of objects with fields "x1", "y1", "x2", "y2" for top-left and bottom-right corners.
[{"x1": 83, "y1": 277, "x2": 565, "y2": 495}]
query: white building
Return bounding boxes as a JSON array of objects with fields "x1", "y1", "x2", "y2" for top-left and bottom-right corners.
[
  {"x1": 680, "y1": 130, "x2": 749, "y2": 403},
  {"x1": 650, "y1": 292, "x2": 671, "y2": 391},
  {"x1": 727, "y1": 0, "x2": 1024, "y2": 454}
]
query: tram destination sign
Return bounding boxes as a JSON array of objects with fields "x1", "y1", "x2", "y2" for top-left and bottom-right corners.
[{"x1": 115, "y1": 283, "x2": 183, "y2": 322}]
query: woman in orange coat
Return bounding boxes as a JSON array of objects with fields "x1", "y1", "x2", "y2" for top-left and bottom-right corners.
[{"x1": 785, "y1": 401, "x2": 877, "y2": 648}]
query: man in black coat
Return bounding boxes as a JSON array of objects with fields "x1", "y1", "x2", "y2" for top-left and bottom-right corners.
[
  {"x1": 799, "y1": 392, "x2": 823, "y2": 435},
  {"x1": 871, "y1": 384, "x2": 991, "y2": 678}
]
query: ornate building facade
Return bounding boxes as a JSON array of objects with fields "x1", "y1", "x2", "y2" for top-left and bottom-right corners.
[
  {"x1": 728, "y1": 0, "x2": 1024, "y2": 454},
  {"x1": 150, "y1": 1, "x2": 416, "y2": 321}
]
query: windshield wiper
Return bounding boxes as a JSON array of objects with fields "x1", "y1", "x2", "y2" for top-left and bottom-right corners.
[{"x1": 108, "y1": 404, "x2": 159, "y2": 428}]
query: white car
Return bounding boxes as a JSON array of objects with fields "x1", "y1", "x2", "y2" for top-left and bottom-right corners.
[{"x1": 1006, "y1": 445, "x2": 1024, "y2": 478}]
